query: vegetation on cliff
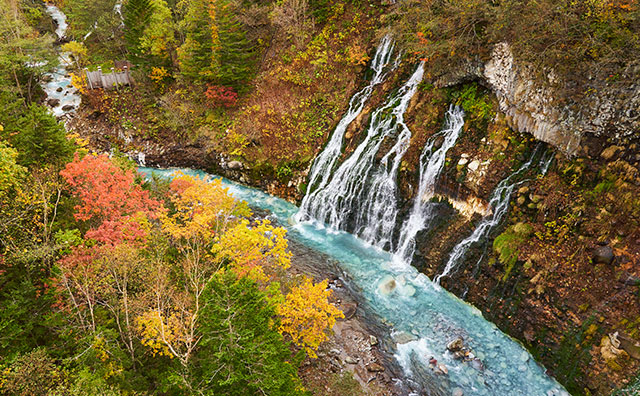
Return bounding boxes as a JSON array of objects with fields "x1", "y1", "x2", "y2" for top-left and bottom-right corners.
[{"x1": 395, "y1": 0, "x2": 640, "y2": 92}]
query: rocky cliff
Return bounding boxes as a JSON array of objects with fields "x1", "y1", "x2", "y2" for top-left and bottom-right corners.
[{"x1": 436, "y1": 42, "x2": 640, "y2": 160}]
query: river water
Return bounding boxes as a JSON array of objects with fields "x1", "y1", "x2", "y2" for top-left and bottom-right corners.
[
  {"x1": 139, "y1": 167, "x2": 570, "y2": 396},
  {"x1": 42, "y1": 5, "x2": 81, "y2": 119}
]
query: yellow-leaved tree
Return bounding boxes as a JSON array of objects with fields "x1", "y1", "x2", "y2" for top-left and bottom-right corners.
[
  {"x1": 161, "y1": 172, "x2": 250, "y2": 243},
  {"x1": 212, "y1": 219, "x2": 292, "y2": 282},
  {"x1": 277, "y1": 278, "x2": 344, "y2": 358}
]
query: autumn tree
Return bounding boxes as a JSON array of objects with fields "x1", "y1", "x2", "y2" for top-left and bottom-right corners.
[
  {"x1": 0, "y1": 141, "x2": 24, "y2": 198},
  {"x1": 60, "y1": 153, "x2": 161, "y2": 245},
  {"x1": 139, "y1": 0, "x2": 178, "y2": 66},
  {"x1": 56, "y1": 155, "x2": 165, "y2": 373},
  {"x1": 137, "y1": 173, "x2": 251, "y2": 368},
  {"x1": 212, "y1": 219, "x2": 292, "y2": 281},
  {"x1": 277, "y1": 278, "x2": 344, "y2": 358},
  {"x1": 0, "y1": 140, "x2": 68, "y2": 263},
  {"x1": 0, "y1": 140, "x2": 67, "y2": 361}
]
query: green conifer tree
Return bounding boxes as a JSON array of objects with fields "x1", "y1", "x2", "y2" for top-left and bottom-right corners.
[
  {"x1": 178, "y1": 0, "x2": 254, "y2": 90},
  {"x1": 123, "y1": 0, "x2": 154, "y2": 62},
  {"x1": 191, "y1": 271, "x2": 307, "y2": 396},
  {"x1": 5, "y1": 104, "x2": 74, "y2": 169}
]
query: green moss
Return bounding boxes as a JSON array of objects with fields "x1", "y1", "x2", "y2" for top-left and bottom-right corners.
[
  {"x1": 493, "y1": 222, "x2": 533, "y2": 281},
  {"x1": 327, "y1": 371, "x2": 361, "y2": 396},
  {"x1": 447, "y1": 83, "x2": 495, "y2": 127},
  {"x1": 553, "y1": 317, "x2": 601, "y2": 396}
]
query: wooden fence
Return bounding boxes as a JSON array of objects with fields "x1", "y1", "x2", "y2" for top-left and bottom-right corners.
[{"x1": 84, "y1": 66, "x2": 133, "y2": 90}]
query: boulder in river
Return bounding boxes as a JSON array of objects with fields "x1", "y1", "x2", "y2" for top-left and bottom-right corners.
[
  {"x1": 378, "y1": 275, "x2": 396, "y2": 295},
  {"x1": 56, "y1": 87, "x2": 63, "y2": 92},
  {"x1": 61, "y1": 104, "x2": 75, "y2": 111},
  {"x1": 593, "y1": 245, "x2": 614, "y2": 265},
  {"x1": 392, "y1": 331, "x2": 417, "y2": 344},
  {"x1": 47, "y1": 98, "x2": 60, "y2": 107},
  {"x1": 471, "y1": 358, "x2": 485, "y2": 371},
  {"x1": 447, "y1": 337, "x2": 465, "y2": 352}
]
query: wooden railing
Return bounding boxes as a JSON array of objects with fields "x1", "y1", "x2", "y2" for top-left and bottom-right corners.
[{"x1": 84, "y1": 66, "x2": 132, "y2": 90}]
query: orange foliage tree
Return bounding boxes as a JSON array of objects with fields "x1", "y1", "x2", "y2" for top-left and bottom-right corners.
[{"x1": 60, "y1": 153, "x2": 162, "y2": 245}]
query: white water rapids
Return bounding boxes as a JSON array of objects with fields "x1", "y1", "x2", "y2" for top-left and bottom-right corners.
[{"x1": 42, "y1": 5, "x2": 81, "y2": 119}]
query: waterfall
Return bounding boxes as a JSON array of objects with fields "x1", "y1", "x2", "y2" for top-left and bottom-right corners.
[
  {"x1": 434, "y1": 145, "x2": 542, "y2": 283},
  {"x1": 297, "y1": 62, "x2": 425, "y2": 250},
  {"x1": 539, "y1": 148, "x2": 555, "y2": 175},
  {"x1": 393, "y1": 105, "x2": 465, "y2": 264},
  {"x1": 296, "y1": 35, "x2": 398, "y2": 220},
  {"x1": 46, "y1": 5, "x2": 68, "y2": 39}
]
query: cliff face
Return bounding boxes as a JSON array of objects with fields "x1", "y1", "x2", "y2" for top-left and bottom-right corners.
[{"x1": 436, "y1": 42, "x2": 640, "y2": 158}]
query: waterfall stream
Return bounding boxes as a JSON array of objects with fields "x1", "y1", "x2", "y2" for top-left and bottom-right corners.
[
  {"x1": 42, "y1": 5, "x2": 81, "y2": 119},
  {"x1": 393, "y1": 105, "x2": 465, "y2": 264},
  {"x1": 434, "y1": 146, "x2": 543, "y2": 284},
  {"x1": 296, "y1": 35, "x2": 398, "y2": 206},
  {"x1": 297, "y1": 62, "x2": 425, "y2": 250}
]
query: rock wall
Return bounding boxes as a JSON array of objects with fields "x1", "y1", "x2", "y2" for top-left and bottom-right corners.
[{"x1": 436, "y1": 42, "x2": 640, "y2": 156}]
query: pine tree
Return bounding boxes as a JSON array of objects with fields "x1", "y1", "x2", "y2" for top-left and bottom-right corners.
[
  {"x1": 178, "y1": 0, "x2": 254, "y2": 90},
  {"x1": 123, "y1": 0, "x2": 154, "y2": 62},
  {"x1": 8, "y1": 104, "x2": 74, "y2": 169},
  {"x1": 214, "y1": 0, "x2": 255, "y2": 90},
  {"x1": 193, "y1": 271, "x2": 307, "y2": 396}
]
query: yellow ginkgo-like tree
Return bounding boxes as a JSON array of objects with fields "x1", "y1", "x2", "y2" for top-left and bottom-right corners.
[
  {"x1": 277, "y1": 278, "x2": 344, "y2": 358},
  {"x1": 212, "y1": 219, "x2": 292, "y2": 282}
]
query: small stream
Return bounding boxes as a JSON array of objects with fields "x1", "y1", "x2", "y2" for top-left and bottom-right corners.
[
  {"x1": 139, "y1": 167, "x2": 570, "y2": 396},
  {"x1": 42, "y1": 5, "x2": 81, "y2": 119}
]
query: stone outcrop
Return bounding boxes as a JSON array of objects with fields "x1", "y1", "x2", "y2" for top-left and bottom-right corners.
[{"x1": 436, "y1": 42, "x2": 640, "y2": 156}]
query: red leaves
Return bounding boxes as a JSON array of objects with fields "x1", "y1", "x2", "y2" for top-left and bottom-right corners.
[
  {"x1": 204, "y1": 84, "x2": 238, "y2": 108},
  {"x1": 61, "y1": 153, "x2": 162, "y2": 245},
  {"x1": 85, "y1": 216, "x2": 150, "y2": 246},
  {"x1": 169, "y1": 175, "x2": 196, "y2": 195}
]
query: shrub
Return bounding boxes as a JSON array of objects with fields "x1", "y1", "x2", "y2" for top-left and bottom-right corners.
[
  {"x1": 493, "y1": 222, "x2": 533, "y2": 281},
  {"x1": 204, "y1": 84, "x2": 238, "y2": 108}
]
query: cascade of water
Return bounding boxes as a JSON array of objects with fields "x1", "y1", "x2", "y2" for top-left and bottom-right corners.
[
  {"x1": 393, "y1": 105, "x2": 465, "y2": 264},
  {"x1": 539, "y1": 148, "x2": 555, "y2": 175},
  {"x1": 353, "y1": 64, "x2": 426, "y2": 247},
  {"x1": 435, "y1": 145, "x2": 542, "y2": 284},
  {"x1": 296, "y1": 36, "x2": 398, "y2": 221},
  {"x1": 297, "y1": 63, "x2": 425, "y2": 247},
  {"x1": 46, "y1": 5, "x2": 68, "y2": 39}
]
